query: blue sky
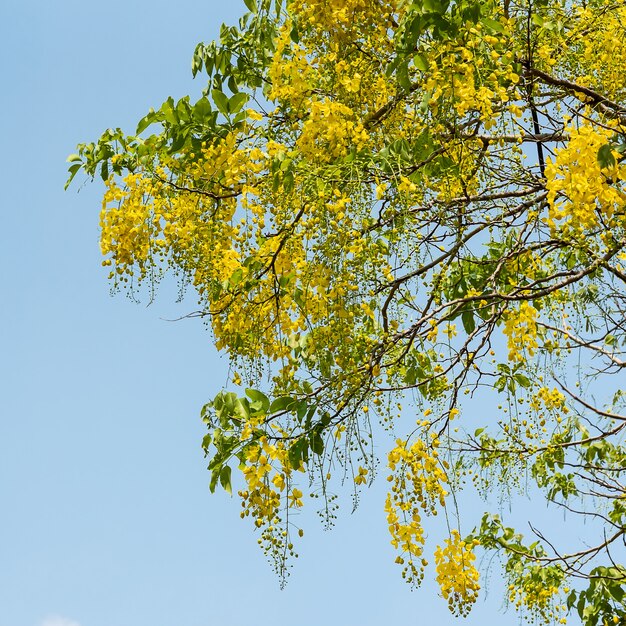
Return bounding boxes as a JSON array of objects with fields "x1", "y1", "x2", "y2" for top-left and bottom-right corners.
[{"x1": 1, "y1": 2, "x2": 577, "y2": 625}]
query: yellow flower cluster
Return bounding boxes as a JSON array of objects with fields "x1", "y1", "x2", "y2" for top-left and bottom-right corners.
[
  {"x1": 529, "y1": 386, "x2": 568, "y2": 415},
  {"x1": 384, "y1": 493, "x2": 426, "y2": 586},
  {"x1": 240, "y1": 442, "x2": 285, "y2": 522},
  {"x1": 268, "y1": 24, "x2": 314, "y2": 104},
  {"x1": 297, "y1": 99, "x2": 369, "y2": 161},
  {"x1": 237, "y1": 437, "x2": 305, "y2": 573},
  {"x1": 434, "y1": 530, "x2": 481, "y2": 617},
  {"x1": 290, "y1": 0, "x2": 400, "y2": 38},
  {"x1": 568, "y1": 5, "x2": 626, "y2": 100},
  {"x1": 100, "y1": 132, "x2": 253, "y2": 288},
  {"x1": 100, "y1": 172, "x2": 157, "y2": 272},
  {"x1": 546, "y1": 124, "x2": 626, "y2": 236},
  {"x1": 508, "y1": 567, "x2": 567, "y2": 625},
  {"x1": 386, "y1": 435, "x2": 449, "y2": 587},
  {"x1": 502, "y1": 301, "x2": 539, "y2": 363},
  {"x1": 423, "y1": 24, "x2": 519, "y2": 126}
]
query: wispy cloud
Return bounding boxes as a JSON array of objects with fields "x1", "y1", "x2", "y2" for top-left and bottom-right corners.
[{"x1": 40, "y1": 616, "x2": 81, "y2": 626}]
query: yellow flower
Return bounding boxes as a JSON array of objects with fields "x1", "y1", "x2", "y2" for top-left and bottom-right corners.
[
  {"x1": 289, "y1": 488, "x2": 304, "y2": 507},
  {"x1": 354, "y1": 466, "x2": 369, "y2": 485},
  {"x1": 443, "y1": 323, "x2": 457, "y2": 338},
  {"x1": 272, "y1": 473, "x2": 286, "y2": 491}
]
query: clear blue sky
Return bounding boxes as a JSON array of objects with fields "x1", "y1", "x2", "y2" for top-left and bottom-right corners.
[{"x1": 1, "y1": 2, "x2": 575, "y2": 625}]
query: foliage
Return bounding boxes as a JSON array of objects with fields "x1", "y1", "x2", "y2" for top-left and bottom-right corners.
[{"x1": 69, "y1": 0, "x2": 626, "y2": 622}]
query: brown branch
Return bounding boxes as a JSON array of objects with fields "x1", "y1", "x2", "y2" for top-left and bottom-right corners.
[
  {"x1": 154, "y1": 173, "x2": 240, "y2": 200},
  {"x1": 529, "y1": 67, "x2": 626, "y2": 117}
]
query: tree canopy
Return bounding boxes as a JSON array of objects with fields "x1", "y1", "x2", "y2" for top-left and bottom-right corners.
[{"x1": 69, "y1": 0, "x2": 626, "y2": 622}]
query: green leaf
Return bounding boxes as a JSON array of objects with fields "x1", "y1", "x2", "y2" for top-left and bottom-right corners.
[
  {"x1": 288, "y1": 438, "x2": 309, "y2": 469},
  {"x1": 160, "y1": 97, "x2": 178, "y2": 125},
  {"x1": 481, "y1": 17, "x2": 505, "y2": 32},
  {"x1": 413, "y1": 53, "x2": 429, "y2": 71},
  {"x1": 296, "y1": 400, "x2": 308, "y2": 422},
  {"x1": 597, "y1": 144, "x2": 616, "y2": 169},
  {"x1": 396, "y1": 61, "x2": 412, "y2": 92},
  {"x1": 175, "y1": 96, "x2": 191, "y2": 122},
  {"x1": 209, "y1": 469, "x2": 220, "y2": 493},
  {"x1": 64, "y1": 163, "x2": 82, "y2": 190},
  {"x1": 243, "y1": 0, "x2": 257, "y2": 12},
  {"x1": 193, "y1": 97, "x2": 212, "y2": 122},
  {"x1": 191, "y1": 43, "x2": 204, "y2": 77},
  {"x1": 422, "y1": 0, "x2": 446, "y2": 13},
  {"x1": 607, "y1": 582, "x2": 625, "y2": 602},
  {"x1": 566, "y1": 589, "x2": 578, "y2": 611},
  {"x1": 211, "y1": 89, "x2": 229, "y2": 116},
  {"x1": 228, "y1": 92, "x2": 249, "y2": 114},
  {"x1": 288, "y1": 440, "x2": 301, "y2": 469},
  {"x1": 235, "y1": 397, "x2": 251, "y2": 419},
  {"x1": 245, "y1": 388, "x2": 270, "y2": 412},
  {"x1": 513, "y1": 373, "x2": 531, "y2": 389},
  {"x1": 220, "y1": 465, "x2": 232, "y2": 495},
  {"x1": 406, "y1": 13, "x2": 424, "y2": 45},
  {"x1": 461, "y1": 310, "x2": 475, "y2": 334},
  {"x1": 136, "y1": 110, "x2": 157, "y2": 135},
  {"x1": 169, "y1": 131, "x2": 187, "y2": 154},
  {"x1": 310, "y1": 431, "x2": 324, "y2": 455},
  {"x1": 269, "y1": 396, "x2": 296, "y2": 413},
  {"x1": 531, "y1": 13, "x2": 544, "y2": 26},
  {"x1": 290, "y1": 20, "x2": 300, "y2": 43}
]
